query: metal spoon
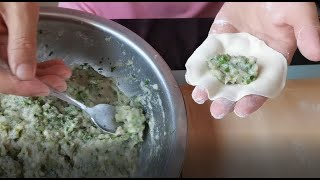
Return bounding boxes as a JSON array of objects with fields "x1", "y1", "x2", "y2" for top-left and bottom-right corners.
[{"x1": 49, "y1": 88, "x2": 119, "y2": 134}]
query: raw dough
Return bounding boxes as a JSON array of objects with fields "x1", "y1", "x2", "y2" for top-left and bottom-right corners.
[{"x1": 185, "y1": 32, "x2": 288, "y2": 101}]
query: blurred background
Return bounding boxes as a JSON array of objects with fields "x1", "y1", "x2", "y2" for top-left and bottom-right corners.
[
  {"x1": 39, "y1": 2, "x2": 320, "y2": 13},
  {"x1": 39, "y1": 2, "x2": 58, "y2": 7},
  {"x1": 38, "y1": 2, "x2": 320, "y2": 69}
]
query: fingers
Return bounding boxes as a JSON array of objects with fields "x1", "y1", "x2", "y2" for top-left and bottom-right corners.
[
  {"x1": 234, "y1": 95, "x2": 267, "y2": 118},
  {"x1": 210, "y1": 95, "x2": 266, "y2": 119},
  {"x1": 0, "y1": 63, "x2": 68, "y2": 96},
  {"x1": 209, "y1": 20, "x2": 239, "y2": 34},
  {"x1": 286, "y1": 2, "x2": 320, "y2": 61},
  {"x1": 210, "y1": 98, "x2": 235, "y2": 119},
  {"x1": 296, "y1": 26, "x2": 320, "y2": 61},
  {"x1": 37, "y1": 59, "x2": 66, "y2": 69},
  {"x1": 2, "y1": 2, "x2": 39, "y2": 80},
  {"x1": 36, "y1": 61, "x2": 72, "y2": 80},
  {"x1": 209, "y1": 2, "x2": 239, "y2": 35},
  {"x1": 192, "y1": 85, "x2": 267, "y2": 118},
  {"x1": 0, "y1": 69, "x2": 49, "y2": 96},
  {"x1": 36, "y1": 60, "x2": 70, "y2": 92},
  {"x1": 192, "y1": 86, "x2": 235, "y2": 119},
  {"x1": 38, "y1": 75, "x2": 68, "y2": 92},
  {"x1": 191, "y1": 86, "x2": 209, "y2": 104},
  {"x1": 0, "y1": 58, "x2": 69, "y2": 96}
]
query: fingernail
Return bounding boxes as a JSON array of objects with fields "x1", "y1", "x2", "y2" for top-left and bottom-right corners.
[
  {"x1": 195, "y1": 98, "x2": 205, "y2": 104},
  {"x1": 192, "y1": 94, "x2": 206, "y2": 104},
  {"x1": 55, "y1": 86, "x2": 67, "y2": 92},
  {"x1": 234, "y1": 110, "x2": 248, "y2": 118},
  {"x1": 192, "y1": 86, "x2": 207, "y2": 104},
  {"x1": 211, "y1": 111, "x2": 227, "y2": 120},
  {"x1": 35, "y1": 91, "x2": 50, "y2": 97},
  {"x1": 61, "y1": 72, "x2": 72, "y2": 79},
  {"x1": 16, "y1": 64, "x2": 34, "y2": 80}
]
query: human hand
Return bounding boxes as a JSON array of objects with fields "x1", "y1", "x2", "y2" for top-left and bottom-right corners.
[
  {"x1": 191, "y1": 2, "x2": 320, "y2": 119},
  {"x1": 0, "y1": 2, "x2": 71, "y2": 96}
]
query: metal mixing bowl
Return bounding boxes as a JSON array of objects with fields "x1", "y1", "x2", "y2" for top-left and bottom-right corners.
[{"x1": 37, "y1": 7, "x2": 187, "y2": 178}]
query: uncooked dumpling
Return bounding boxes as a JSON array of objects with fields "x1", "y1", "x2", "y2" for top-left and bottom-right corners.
[{"x1": 185, "y1": 32, "x2": 288, "y2": 101}]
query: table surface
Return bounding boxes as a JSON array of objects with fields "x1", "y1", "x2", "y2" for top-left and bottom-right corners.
[{"x1": 179, "y1": 78, "x2": 320, "y2": 178}]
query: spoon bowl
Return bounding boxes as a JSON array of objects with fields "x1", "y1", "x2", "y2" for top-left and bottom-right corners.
[{"x1": 49, "y1": 87, "x2": 119, "y2": 133}]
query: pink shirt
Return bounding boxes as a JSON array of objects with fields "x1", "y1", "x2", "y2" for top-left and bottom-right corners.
[{"x1": 58, "y1": 2, "x2": 224, "y2": 19}]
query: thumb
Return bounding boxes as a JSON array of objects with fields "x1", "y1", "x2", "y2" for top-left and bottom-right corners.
[
  {"x1": 296, "y1": 26, "x2": 320, "y2": 62},
  {"x1": 209, "y1": 20, "x2": 238, "y2": 35},
  {"x1": 3, "y1": 2, "x2": 39, "y2": 80},
  {"x1": 287, "y1": 3, "x2": 320, "y2": 61}
]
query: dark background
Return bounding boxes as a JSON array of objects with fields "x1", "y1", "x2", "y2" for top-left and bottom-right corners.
[{"x1": 114, "y1": 18, "x2": 320, "y2": 70}]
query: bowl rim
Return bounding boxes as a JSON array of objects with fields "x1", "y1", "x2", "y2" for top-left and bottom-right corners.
[{"x1": 39, "y1": 6, "x2": 188, "y2": 178}]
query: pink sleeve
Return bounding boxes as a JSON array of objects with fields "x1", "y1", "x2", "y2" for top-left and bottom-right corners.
[
  {"x1": 57, "y1": 2, "x2": 223, "y2": 19},
  {"x1": 58, "y1": 2, "x2": 97, "y2": 15}
]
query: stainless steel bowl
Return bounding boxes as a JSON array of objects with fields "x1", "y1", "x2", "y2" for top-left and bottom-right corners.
[{"x1": 37, "y1": 7, "x2": 187, "y2": 178}]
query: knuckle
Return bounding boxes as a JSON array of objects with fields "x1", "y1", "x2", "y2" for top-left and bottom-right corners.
[{"x1": 9, "y1": 36, "x2": 36, "y2": 52}]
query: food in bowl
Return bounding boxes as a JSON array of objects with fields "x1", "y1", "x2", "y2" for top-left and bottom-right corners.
[{"x1": 0, "y1": 63, "x2": 147, "y2": 177}]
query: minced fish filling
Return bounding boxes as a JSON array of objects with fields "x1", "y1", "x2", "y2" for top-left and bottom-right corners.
[
  {"x1": 207, "y1": 54, "x2": 259, "y2": 85},
  {"x1": 0, "y1": 63, "x2": 147, "y2": 178}
]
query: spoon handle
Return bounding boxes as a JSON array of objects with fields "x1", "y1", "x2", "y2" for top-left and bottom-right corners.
[{"x1": 49, "y1": 88, "x2": 87, "y2": 110}]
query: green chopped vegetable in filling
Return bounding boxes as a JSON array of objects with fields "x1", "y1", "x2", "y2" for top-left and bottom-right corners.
[
  {"x1": 207, "y1": 54, "x2": 259, "y2": 85},
  {"x1": 0, "y1": 63, "x2": 147, "y2": 178}
]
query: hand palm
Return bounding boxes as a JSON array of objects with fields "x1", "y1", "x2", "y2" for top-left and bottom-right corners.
[{"x1": 191, "y1": 2, "x2": 320, "y2": 118}]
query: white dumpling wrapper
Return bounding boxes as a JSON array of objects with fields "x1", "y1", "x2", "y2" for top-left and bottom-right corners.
[{"x1": 185, "y1": 32, "x2": 288, "y2": 101}]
